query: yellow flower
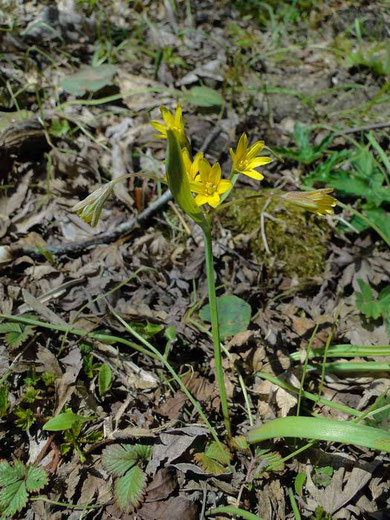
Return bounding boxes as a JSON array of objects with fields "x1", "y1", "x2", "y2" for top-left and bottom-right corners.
[
  {"x1": 182, "y1": 149, "x2": 203, "y2": 181},
  {"x1": 190, "y1": 159, "x2": 232, "y2": 208},
  {"x1": 230, "y1": 133, "x2": 273, "y2": 180},
  {"x1": 282, "y1": 188, "x2": 337, "y2": 216},
  {"x1": 151, "y1": 104, "x2": 190, "y2": 149}
]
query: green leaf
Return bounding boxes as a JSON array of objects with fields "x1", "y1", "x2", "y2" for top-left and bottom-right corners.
[
  {"x1": 356, "y1": 279, "x2": 382, "y2": 319},
  {"x1": 62, "y1": 64, "x2": 117, "y2": 96},
  {"x1": 205, "y1": 441, "x2": 232, "y2": 465},
  {"x1": 0, "y1": 461, "x2": 10, "y2": 481},
  {"x1": 194, "y1": 453, "x2": 228, "y2": 474},
  {"x1": 98, "y1": 363, "x2": 112, "y2": 397},
  {"x1": 230, "y1": 435, "x2": 250, "y2": 453},
  {"x1": 0, "y1": 480, "x2": 27, "y2": 516},
  {"x1": 0, "y1": 386, "x2": 9, "y2": 419},
  {"x1": 366, "y1": 393, "x2": 390, "y2": 430},
  {"x1": 199, "y1": 294, "x2": 252, "y2": 339},
  {"x1": 0, "y1": 322, "x2": 33, "y2": 348},
  {"x1": 49, "y1": 118, "x2": 70, "y2": 137},
  {"x1": 294, "y1": 472, "x2": 307, "y2": 494},
  {"x1": 102, "y1": 444, "x2": 138, "y2": 476},
  {"x1": 43, "y1": 411, "x2": 90, "y2": 431},
  {"x1": 312, "y1": 466, "x2": 333, "y2": 487},
  {"x1": 185, "y1": 86, "x2": 224, "y2": 107},
  {"x1": 25, "y1": 466, "x2": 48, "y2": 492},
  {"x1": 194, "y1": 441, "x2": 232, "y2": 474},
  {"x1": 132, "y1": 444, "x2": 152, "y2": 462},
  {"x1": 247, "y1": 416, "x2": 390, "y2": 453},
  {"x1": 362, "y1": 207, "x2": 390, "y2": 246},
  {"x1": 115, "y1": 466, "x2": 146, "y2": 512},
  {"x1": 0, "y1": 461, "x2": 42, "y2": 516},
  {"x1": 0, "y1": 460, "x2": 25, "y2": 487},
  {"x1": 255, "y1": 449, "x2": 284, "y2": 471},
  {"x1": 166, "y1": 130, "x2": 209, "y2": 230},
  {"x1": 379, "y1": 286, "x2": 390, "y2": 316},
  {"x1": 206, "y1": 505, "x2": 262, "y2": 519}
]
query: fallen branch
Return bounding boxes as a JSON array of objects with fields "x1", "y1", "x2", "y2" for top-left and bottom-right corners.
[{"x1": 10, "y1": 190, "x2": 171, "y2": 258}]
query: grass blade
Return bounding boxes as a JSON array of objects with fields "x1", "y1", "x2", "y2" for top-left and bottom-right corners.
[
  {"x1": 206, "y1": 505, "x2": 262, "y2": 519},
  {"x1": 247, "y1": 416, "x2": 390, "y2": 453},
  {"x1": 310, "y1": 361, "x2": 390, "y2": 373},
  {"x1": 256, "y1": 372, "x2": 362, "y2": 417},
  {"x1": 290, "y1": 344, "x2": 390, "y2": 360}
]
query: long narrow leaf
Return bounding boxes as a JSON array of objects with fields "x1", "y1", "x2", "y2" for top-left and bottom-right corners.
[
  {"x1": 290, "y1": 344, "x2": 390, "y2": 360},
  {"x1": 256, "y1": 372, "x2": 362, "y2": 417},
  {"x1": 206, "y1": 505, "x2": 262, "y2": 519},
  {"x1": 311, "y1": 361, "x2": 390, "y2": 373},
  {"x1": 247, "y1": 417, "x2": 390, "y2": 453}
]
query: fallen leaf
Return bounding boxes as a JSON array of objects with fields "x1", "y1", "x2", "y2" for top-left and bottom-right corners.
[
  {"x1": 292, "y1": 316, "x2": 315, "y2": 336},
  {"x1": 138, "y1": 496, "x2": 199, "y2": 520},
  {"x1": 120, "y1": 72, "x2": 170, "y2": 112},
  {"x1": 144, "y1": 468, "x2": 177, "y2": 502},
  {"x1": 305, "y1": 462, "x2": 379, "y2": 515},
  {"x1": 158, "y1": 390, "x2": 187, "y2": 419},
  {"x1": 147, "y1": 427, "x2": 208, "y2": 474},
  {"x1": 21, "y1": 289, "x2": 68, "y2": 327}
]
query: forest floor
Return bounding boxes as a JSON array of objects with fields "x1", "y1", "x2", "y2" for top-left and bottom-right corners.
[{"x1": 0, "y1": 1, "x2": 389, "y2": 519}]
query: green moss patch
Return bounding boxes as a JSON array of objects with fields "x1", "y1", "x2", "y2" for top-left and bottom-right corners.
[{"x1": 221, "y1": 188, "x2": 330, "y2": 279}]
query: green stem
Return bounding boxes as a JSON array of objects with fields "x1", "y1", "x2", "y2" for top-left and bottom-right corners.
[
  {"x1": 288, "y1": 488, "x2": 301, "y2": 520},
  {"x1": 338, "y1": 201, "x2": 390, "y2": 247},
  {"x1": 0, "y1": 314, "x2": 156, "y2": 360},
  {"x1": 30, "y1": 497, "x2": 102, "y2": 510},
  {"x1": 203, "y1": 228, "x2": 232, "y2": 438},
  {"x1": 206, "y1": 506, "x2": 262, "y2": 519}
]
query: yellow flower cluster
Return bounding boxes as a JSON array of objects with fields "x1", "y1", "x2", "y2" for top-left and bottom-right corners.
[
  {"x1": 151, "y1": 105, "x2": 274, "y2": 209},
  {"x1": 70, "y1": 104, "x2": 337, "y2": 229}
]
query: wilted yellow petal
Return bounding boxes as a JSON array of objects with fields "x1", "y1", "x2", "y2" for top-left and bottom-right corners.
[{"x1": 282, "y1": 188, "x2": 337, "y2": 216}]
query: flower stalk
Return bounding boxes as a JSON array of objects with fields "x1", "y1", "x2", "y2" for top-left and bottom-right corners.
[
  {"x1": 164, "y1": 127, "x2": 232, "y2": 436},
  {"x1": 203, "y1": 227, "x2": 232, "y2": 438}
]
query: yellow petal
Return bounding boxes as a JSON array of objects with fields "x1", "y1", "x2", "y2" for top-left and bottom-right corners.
[
  {"x1": 174, "y1": 104, "x2": 183, "y2": 126},
  {"x1": 199, "y1": 158, "x2": 211, "y2": 183},
  {"x1": 151, "y1": 121, "x2": 167, "y2": 134},
  {"x1": 240, "y1": 168, "x2": 264, "y2": 181},
  {"x1": 195, "y1": 193, "x2": 209, "y2": 206},
  {"x1": 217, "y1": 179, "x2": 232, "y2": 194},
  {"x1": 191, "y1": 151, "x2": 204, "y2": 177},
  {"x1": 189, "y1": 181, "x2": 205, "y2": 194},
  {"x1": 161, "y1": 107, "x2": 174, "y2": 126},
  {"x1": 209, "y1": 162, "x2": 222, "y2": 185},
  {"x1": 247, "y1": 140, "x2": 265, "y2": 159},
  {"x1": 282, "y1": 189, "x2": 337, "y2": 216},
  {"x1": 208, "y1": 192, "x2": 221, "y2": 208},
  {"x1": 248, "y1": 156, "x2": 273, "y2": 168},
  {"x1": 236, "y1": 133, "x2": 248, "y2": 160},
  {"x1": 182, "y1": 149, "x2": 192, "y2": 174}
]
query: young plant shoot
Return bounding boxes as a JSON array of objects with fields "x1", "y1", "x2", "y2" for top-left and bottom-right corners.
[
  {"x1": 150, "y1": 104, "x2": 336, "y2": 437},
  {"x1": 73, "y1": 104, "x2": 337, "y2": 439}
]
